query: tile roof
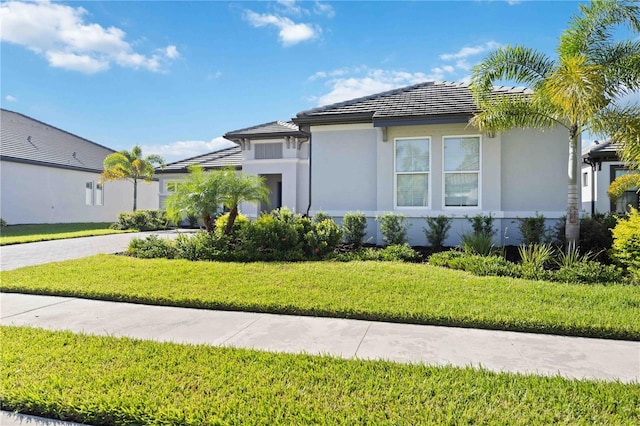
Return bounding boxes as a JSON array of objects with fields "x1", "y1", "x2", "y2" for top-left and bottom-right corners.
[
  {"x1": 295, "y1": 81, "x2": 532, "y2": 125},
  {"x1": 224, "y1": 121, "x2": 308, "y2": 139},
  {"x1": 158, "y1": 145, "x2": 242, "y2": 173},
  {"x1": 582, "y1": 139, "x2": 620, "y2": 160},
  {"x1": 0, "y1": 108, "x2": 115, "y2": 172}
]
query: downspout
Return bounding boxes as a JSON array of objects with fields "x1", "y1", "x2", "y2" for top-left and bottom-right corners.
[{"x1": 305, "y1": 132, "x2": 312, "y2": 217}]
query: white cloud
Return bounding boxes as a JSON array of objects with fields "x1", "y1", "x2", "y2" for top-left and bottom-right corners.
[
  {"x1": 276, "y1": 0, "x2": 305, "y2": 16},
  {"x1": 440, "y1": 41, "x2": 501, "y2": 61},
  {"x1": 314, "y1": 2, "x2": 335, "y2": 18},
  {"x1": 0, "y1": 0, "x2": 178, "y2": 73},
  {"x1": 244, "y1": 10, "x2": 320, "y2": 46},
  {"x1": 141, "y1": 137, "x2": 237, "y2": 163},
  {"x1": 5, "y1": 95, "x2": 17, "y2": 102},
  {"x1": 312, "y1": 68, "x2": 448, "y2": 106}
]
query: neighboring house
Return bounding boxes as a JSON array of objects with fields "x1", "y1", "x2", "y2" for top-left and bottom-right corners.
[
  {"x1": 163, "y1": 81, "x2": 570, "y2": 246},
  {"x1": 582, "y1": 139, "x2": 638, "y2": 215},
  {"x1": 0, "y1": 108, "x2": 158, "y2": 224}
]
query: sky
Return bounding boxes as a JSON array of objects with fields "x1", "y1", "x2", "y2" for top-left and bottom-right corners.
[{"x1": 1, "y1": 0, "x2": 637, "y2": 163}]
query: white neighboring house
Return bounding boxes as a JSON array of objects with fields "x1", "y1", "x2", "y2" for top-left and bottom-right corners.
[
  {"x1": 582, "y1": 139, "x2": 638, "y2": 215},
  {"x1": 0, "y1": 108, "x2": 158, "y2": 225},
  {"x1": 161, "y1": 81, "x2": 571, "y2": 246}
]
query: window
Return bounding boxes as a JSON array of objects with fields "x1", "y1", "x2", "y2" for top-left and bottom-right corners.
[
  {"x1": 96, "y1": 183, "x2": 104, "y2": 206},
  {"x1": 255, "y1": 143, "x2": 283, "y2": 160},
  {"x1": 444, "y1": 136, "x2": 480, "y2": 207},
  {"x1": 582, "y1": 172, "x2": 589, "y2": 188},
  {"x1": 395, "y1": 137, "x2": 430, "y2": 207},
  {"x1": 85, "y1": 182, "x2": 93, "y2": 205},
  {"x1": 611, "y1": 166, "x2": 639, "y2": 213},
  {"x1": 166, "y1": 181, "x2": 182, "y2": 193}
]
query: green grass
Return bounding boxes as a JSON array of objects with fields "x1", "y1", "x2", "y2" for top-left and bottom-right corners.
[
  {"x1": 0, "y1": 223, "x2": 131, "y2": 245},
  {"x1": 2, "y1": 255, "x2": 639, "y2": 340},
  {"x1": 2, "y1": 326, "x2": 638, "y2": 425}
]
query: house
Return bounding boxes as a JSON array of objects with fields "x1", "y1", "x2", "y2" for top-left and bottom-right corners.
[
  {"x1": 582, "y1": 139, "x2": 638, "y2": 214},
  {"x1": 0, "y1": 108, "x2": 158, "y2": 224},
  {"x1": 164, "y1": 81, "x2": 570, "y2": 246}
]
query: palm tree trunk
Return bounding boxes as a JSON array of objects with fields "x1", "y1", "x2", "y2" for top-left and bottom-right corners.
[
  {"x1": 224, "y1": 206, "x2": 239, "y2": 235},
  {"x1": 565, "y1": 132, "x2": 580, "y2": 247},
  {"x1": 203, "y1": 213, "x2": 214, "y2": 233},
  {"x1": 133, "y1": 179, "x2": 138, "y2": 212}
]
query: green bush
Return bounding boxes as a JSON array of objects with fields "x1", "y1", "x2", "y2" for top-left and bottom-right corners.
[
  {"x1": 376, "y1": 213, "x2": 409, "y2": 246},
  {"x1": 311, "y1": 211, "x2": 331, "y2": 224},
  {"x1": 555, "y1": 261, "x2": 626, "y2": 285},
  {"x1": 240, "y1": 210, "x2": 308, "y2": 261},
  {"x1": 423, "y1": 215, "x2": 452, "y2": 249},
  {"x1": 331, "y1": 244, "x2": 419, "y2": 262},
  {"x1": 127, "y1": 235, "x2": 176, "y2": 259},
  {"x1": 342, "y1": 211, "x2": 368, "y2": 248},
  {"x1": 461, "y1": 232, "x2": 496, "y2": 256},
  {"x1": 467, "y1": 213, "x2": 496, "y2": 237},
  {"x1": 305, "y1": 219, "x2": 342, "y2": 258},
  {"x1": 173, "y1": 232, "x2": 234, "y2": 261},
  {"x1": 429, "y1": 251, "x2": 522, "y2": 278},
  {"x1": 517, "y1": 213, "x2": 548, "y2": 245},
  {"x1": 553, "y1": 213, "x2": 617, "y2": 262},
  {"x1": 111, "y1": 210, "x2": 168, "y2": 231},
  {"x1": 0, "y1": 218, "x2": 7, "y2": 228},
  {"x1": 611, "y1": 207, "x2": 640, "y2": 283},
  {"x1": 215, "y1": 212, "x2": 249, "y2": 236}
]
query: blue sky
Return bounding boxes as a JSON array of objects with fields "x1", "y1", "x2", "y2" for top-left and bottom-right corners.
[{"x1": 0, "y1": 0, "x2": 631, "y2": 162}]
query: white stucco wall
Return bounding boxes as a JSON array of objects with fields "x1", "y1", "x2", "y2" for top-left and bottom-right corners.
[
  {"x1": 309, "y1": 122, "x2": 569, "y2": 246},
  {"x1": 582, "y1": 160, "x2": 630, "y2": 214},
  {"x1": 0, "y1": 161, "x2": 158, "y2": 225}
]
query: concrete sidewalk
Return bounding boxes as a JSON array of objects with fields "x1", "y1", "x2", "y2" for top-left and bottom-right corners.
[
  {"x1": 2, "y1": 293, "x2": 639, "y2": 383},
  {"x1": 0, "y1": 230, "x2": 188, "y2": 271}
]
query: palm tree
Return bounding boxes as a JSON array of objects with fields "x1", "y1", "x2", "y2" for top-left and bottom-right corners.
[
  {"x1": 164, "y1": 165, "x2": 225, "y2": 232},
  {"x1": 219, "y1": 167, "x2": 269, "y2": 235},
  {"x1": 470, "y1": 0, "x2": 640, "y2": 247},
  {"x1": 101, "y1": 146, "x2": 165, "y2": 211}
]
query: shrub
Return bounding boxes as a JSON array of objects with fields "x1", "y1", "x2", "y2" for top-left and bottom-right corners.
[
  {"x1": 240, "y1": 210, "x2": 308, "y2": 261},
  {"x1": 555, "y1": 261, "x2": 626, "y2": 285},
  {"x1": 429, "y1": 251, "x2": 521, "y2": 278},
  {"x1": 173, "y1": 232, "x2": 233, "y2": 261},
  {"x1": 331, "y1": 244, "x2": 419, "y2": 262},
  {"x1": 555, "y1": 242, "x2": 593, "y2": 269},
  {"x1": 376, "y1": 213, "x2": 409, "y2": 246},
  {"x1": 127, "y1": 235, "x2": 175, "y2": 259},
  {"x1": 518, "y1": 244, "x2": 555, "y2": 280},
  {"x1": 466, "y1": 213, "x2": 496, "y2": 237},
  {"x1": 0, "y1": 218, "x2": 7, "y2": 227},
  {"x1": 517, "y1": 213, "x2": 548, "y2": 245},
  {"x1": 342, "y1": 211, "x2": 367, "y2": 248},
  {"x1": 311, "y1": 211, "x2": 331, "y2": 224},
  {"x1": 215, "y1": 212, "x2": 249, "y2": 236},
  {"x1": 461, "y1": 232, "x2": 495, "y2": 256},
  {"x1": 111, "y1": 210, "x2": 168, "y2": 231},
  {"x1": 423, "y1": 215, "x2": 452, "y2": 249},
  {"x1": 553, "y1": 213, "x2": 617, "y2": 262},
  {"x1": 611, "y1": 207, "x2": 640, "y2": 283},
  {"x1": 305, "y1": 219, "x2": 343, "y2": 258}
]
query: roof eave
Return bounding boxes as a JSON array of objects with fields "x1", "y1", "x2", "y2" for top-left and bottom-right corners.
[
  {"x1": 293, "y1": 112, "x2": 375, "y2": 126},
  {"x1": 223, "y1": 130, "x2": 309, "y2": 140},
  {"x1": 373, "y1": 113, "x2": 474, "y2": 127}
]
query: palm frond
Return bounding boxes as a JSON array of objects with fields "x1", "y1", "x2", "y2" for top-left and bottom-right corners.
[
  {"x1": 608, "y1": 172, "x2": 640, "y2": 202},
  {"x1": 470, "y1": 46, "x2": 555, "y2": 102}
]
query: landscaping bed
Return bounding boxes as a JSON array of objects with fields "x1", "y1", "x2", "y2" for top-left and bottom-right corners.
[
  {"x1": 2, "y1": 326, "x2": 638, "y2": 425},
  {"x1": 2, "y1": 255, "x2": 639, "y2": 340}
]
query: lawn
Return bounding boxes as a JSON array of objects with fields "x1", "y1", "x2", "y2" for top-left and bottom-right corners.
[
  {"x1": 2, "y1": 327, "x2": 638, "y2": 425},
  {"x1": 2, "y1": 255, "x2": 639, "y2": 340},
  {"x1": 0, "y1": 223, "x2": 131, "y2": 245}
]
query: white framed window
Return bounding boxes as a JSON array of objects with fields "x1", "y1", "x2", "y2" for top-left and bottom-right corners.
[
  {"x1": 85, "y1": 181, "x2": 93, "y2": 205},
  {"x1": 166, "y1": 181, "x2": 182, "y2": 193},
  {"x1": 96, "y1": 183, "x2": 104, "y2": 206},
  {"x1": 443, "y1": 135, "x2": 481, "y2": 208},
  {"x1": 582, "y1": 171, "x2": 590, "y2": 188},
  {"x1": 395, "y1": 137, "x2": 430, "y2": 207}
]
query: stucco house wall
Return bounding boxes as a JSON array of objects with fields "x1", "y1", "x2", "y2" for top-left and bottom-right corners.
[
  {"x1": 309, "y1": 123, "x2": 569, "y2": 246},
  {"x1": 0, "y1": 160, "x2": 157, "y2": 224}
]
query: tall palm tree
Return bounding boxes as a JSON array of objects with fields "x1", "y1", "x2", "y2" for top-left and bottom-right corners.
[
  {"x1": 219, "y1": 167, "x2": 269, "y2": 235},
  {"x1": 164, "y1": 165, "x2": 224, "y2": 232},
  {"x1": 470, "y1": 0, "x2": 640, "y2": 247},
  {"x1": 101, "y1": 146, "x2": 165, "y2": 211}
]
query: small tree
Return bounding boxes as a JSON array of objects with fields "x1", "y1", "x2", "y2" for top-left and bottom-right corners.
[
  {"x1": 342, "y1": 211, "x2": 367, "y2": 248},
  {"x1": 219, "y1": 167, "x2": 270, "y2": 235},
  {"x1": 164, "y1": 166, "x2": 224, "y2": 232},
  {"x1": 423, "y1": 215, "x2": 453, "y2": 250},
  {"x1": 101, "y1": 146, "x2": 164, "y2": 211}
]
